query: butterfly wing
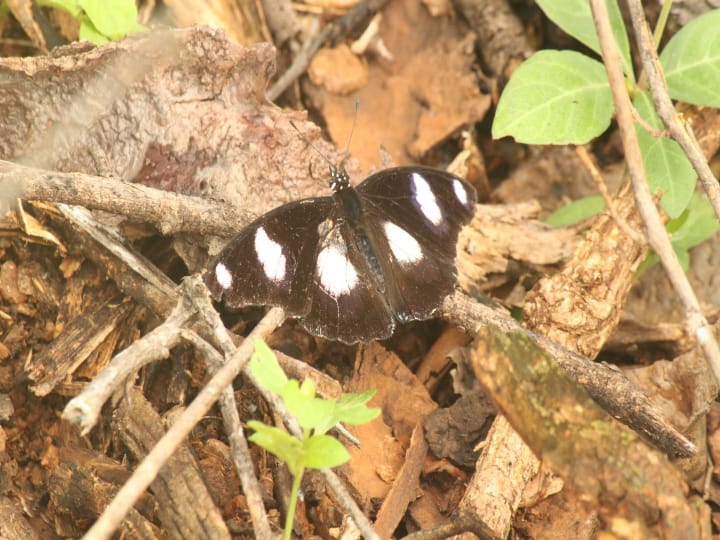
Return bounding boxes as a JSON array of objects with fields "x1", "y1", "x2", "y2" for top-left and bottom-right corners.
[
  {"x1": 356, "y1": 166, "x2": 476, "y2": 321},
  {"x1": 205, "y1": 198, "x2": 335, "y2": 317},
  {"x1": 300, "y1": 217, "x2": 395, "y2": 344}
]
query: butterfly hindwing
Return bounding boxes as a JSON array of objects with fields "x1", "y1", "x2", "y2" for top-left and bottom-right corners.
[
  {"x1": 205, "y1": 198, "x2": 335, "y2": 317},
  {"x1": 301, "y1": 217, "x2": 395, "y2": 343},
  {"x1": 362, "y1": 214, "x2": 457, "y2": 321}
]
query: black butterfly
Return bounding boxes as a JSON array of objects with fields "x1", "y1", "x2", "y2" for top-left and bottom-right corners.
[{"x1": 204, "y1": 166, "x2": 477, "y2": 344}]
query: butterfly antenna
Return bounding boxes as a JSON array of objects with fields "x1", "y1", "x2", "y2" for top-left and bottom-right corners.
[
  {"x1": 289, "y1": 119, "x2": 335, "y2": 170},
  {"x1": 343, "y1": 101, "x2": 360, "y2": 155}
]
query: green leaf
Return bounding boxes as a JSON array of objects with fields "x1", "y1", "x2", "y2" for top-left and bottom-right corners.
[
  {"x1": 281, "y1": 380, "x2": 336, "y2": 432},
  {"x1": 659, "y1": 9, "x2": 720, "y2": 107},
  {"x1": 633, "y1": 91, "x2": 695, "y2": 218},
  {"x1": 78, "y1": 18, "x2": 108, "y2": 45},
  {"x1": 334, "y1": 390, "x2": 380, "y2": 425},
  {"x1": 79, "y1": 0, "x2": 138, "y2": 39},
  {"x1": 492, "y1": 50, "x2": 613, "y2": 144},
  {"x1": 249, "y1": 339, "x2": 288, "y2": 396},
  {"x1": 535, "y1": 0, "x2": 633, "y2": 80},
  {"x1": 247, "y1": 421, "x2": 304, "y2": 476},
  {"x1": 636, "y1": 192, "x2": 718, "y2": 276},
  {"x1": 308, "y1": 390, "x2": 381, "y2": 436},
  {"x1": 301, "y1": 434, "x2": 350, "y2": 469},
  {"x1": 37, "y1": 0, "x2": 82, "y2": 17},
  {"x1": 668, "y1": 191, "x2": 720, "y2": 251},
  {"x1": 545, "y1": 195, "x2": 605, "y2": 226}
]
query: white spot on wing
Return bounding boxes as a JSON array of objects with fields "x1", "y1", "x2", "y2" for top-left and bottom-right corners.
[
  {"x1": 383, "y1": 222, "x2": 423, "y2": 264},
  {"x1": 453, "y1": 178, "x2": 469, "y2": 206},
  {"x1": 411, "y1": 172, "x2": 443, "y2": 226},
  {"x1": 317, "y1": 246, "x2": 358, "y2": 296},
  {"x1": 215, "y1": 262, "x2": 233, "y2": 290},
  {"x1": 254, "y1": 227, "x2": 287, "y2": 282}
]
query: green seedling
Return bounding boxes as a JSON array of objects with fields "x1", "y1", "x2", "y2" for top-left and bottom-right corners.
[{"x1": 247, "y1": 339, "x2": 380, "y2": 540}]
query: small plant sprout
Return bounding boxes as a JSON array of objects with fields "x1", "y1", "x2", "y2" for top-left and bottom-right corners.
[{"x1": 246, "y1": 339, "x2": 380, "y2": 540}]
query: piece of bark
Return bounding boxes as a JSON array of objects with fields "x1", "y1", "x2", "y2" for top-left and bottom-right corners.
[
  {"x1": 456, "y1": 200, "x2": 580, "y2": 294},
  {"x1": 624, "y1": 349, "x2": 718, "y2": 481},
  {"x1": 524, "y1": 181, "x2": 646, "y2": 359},
  {"x1": 424, "y1": 390, "x2": 494, "y2": 468},
  {"x1": 48, "y1": 451, "x2": 157, "y2": 539},
  {"x1": 373, "y1": 423, "x2": 428, "y2": 538},
  {"x1": 442, "y1": 291, "x2": 695, "y2": 459},
  {"x1": 471, "y1": 326, "x2": 699, "y2": 538},
  {"x1": 26, "y1": 294, "x2": 134, "y2": 396},
  {"x1": 453, "y1": 0, "x2": 533, "y2": 80},
  {"x1": 0, "y1": 27, "x2": 359, "y2": 232},
  {"x1": 0, "y1": 495, "x2": 40, "y2": 540},
  {"x1": 112, "y1": 386, "x2": 231, "y2": 539}
]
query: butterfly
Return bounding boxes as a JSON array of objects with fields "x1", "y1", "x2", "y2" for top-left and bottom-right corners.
[{"x1": 204, "y1": 165, "x2": 476, "y2": 344}]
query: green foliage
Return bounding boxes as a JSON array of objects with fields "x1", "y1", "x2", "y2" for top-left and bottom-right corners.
[
  {"x1": 648, "y1": 191, "x2": 720, "y2": 272},
  {"x1": 633, "y1": 91, "x2": 695, "y2": 218},
  {"x1": 494, "y1": 3, "x2": 720, "y2": 262},
  {"x1": 546, "y1": 195, "x2": 605, "y2": 227},
  {"x1": 659, "y1": 9, "x2": 720, "y2": 108},
  {"x1": 247, "y1": 339, "x2": 380, "y2": 540},
  {"x1": 492, "y1": 50, "x2": 613, "y2": 145},
  {"x1": 534, "y1": 0, "x2": 634, "y2": 79},
  {"x1": 37, "y1": 0, "x2": 146, "y2": 44}
]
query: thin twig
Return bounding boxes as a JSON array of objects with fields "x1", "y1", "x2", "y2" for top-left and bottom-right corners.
[
  {"x1": 180, "y1": 328, "x2": 275, "y2": 540},
  {"x1": 596, "y1": 1, "x2": 720, "y2": 386},
  {"x1": 82, "y1": 306, "x2": 287, "y2": 540},
  {"x1": 0, "y1": 161, "x2": 253, "y2": 237},
  {"x1": 574, "y1": 145, "x2": 644, "y2": 243},
  {"x1": 626, "y1": 1, "x2": 720, "y2": 220},
  {"x1": 187, "y1": 277, "x2": 380, "y2": 540},
  {"x1": 266, "y1": 0, "x2": 389, "y2": 101}
]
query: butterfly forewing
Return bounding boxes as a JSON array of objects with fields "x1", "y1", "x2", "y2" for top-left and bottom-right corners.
[
  {"x1": 356, "y1": 166, "x2": 476, "y2": 261},
  {"x1": 205, "y1": 198, "x2": 335, "y2": 317},
  {"x1": 356, "y1": 166, "x2": 476, "y2": 321}
]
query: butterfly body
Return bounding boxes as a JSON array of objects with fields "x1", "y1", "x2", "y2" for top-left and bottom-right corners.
[{"x1": 205, "y1": 166, "x2": 477, "y2": 344}]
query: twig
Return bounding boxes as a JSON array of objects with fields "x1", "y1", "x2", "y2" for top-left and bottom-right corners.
[
  {"x1": 574, "y1": 145, "x2": 644, "y2": 243},
  {"x1": 401, "y1": 509, "x2": 498, "y2": 540},
  {"x1": 266, "y1": 0, "x2": 390, "y2": 101},
  {"x1": 81, "y1": 306, "x2": 286, "y2": 540},
  {"x1": 589, "y1": 0, "x2": 720, "y2": 387},
  {"x1": 443, "y1": 291, "x2": 696, "y2": 458},
  {"x1": 62, "y1": 299, "x2": 194, "y2": 434},
  {"x1": 626, "y1": 1, "x2": 720, "y2": 220},
  {"x1": 180, "y1": 327, "x2": 275, "y2": 540},
  {"x1": 0, "y1": 161, "x2": 253, "y2": 237},
  {"x1": 187, "y1": 277, "x2": 380, "y2": 540}
]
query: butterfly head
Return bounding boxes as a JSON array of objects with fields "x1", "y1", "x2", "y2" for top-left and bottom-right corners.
[{"x1": 329, "y1": 165, "x2": 351, "y2": 193}]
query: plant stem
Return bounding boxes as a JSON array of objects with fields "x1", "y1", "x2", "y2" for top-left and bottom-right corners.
[
  {"x1": 653, "y1": 0, "x2": 673, "y2": 49},
  {"x1": 284, "y1": 467, "x2": 304, "y2": 540}
]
